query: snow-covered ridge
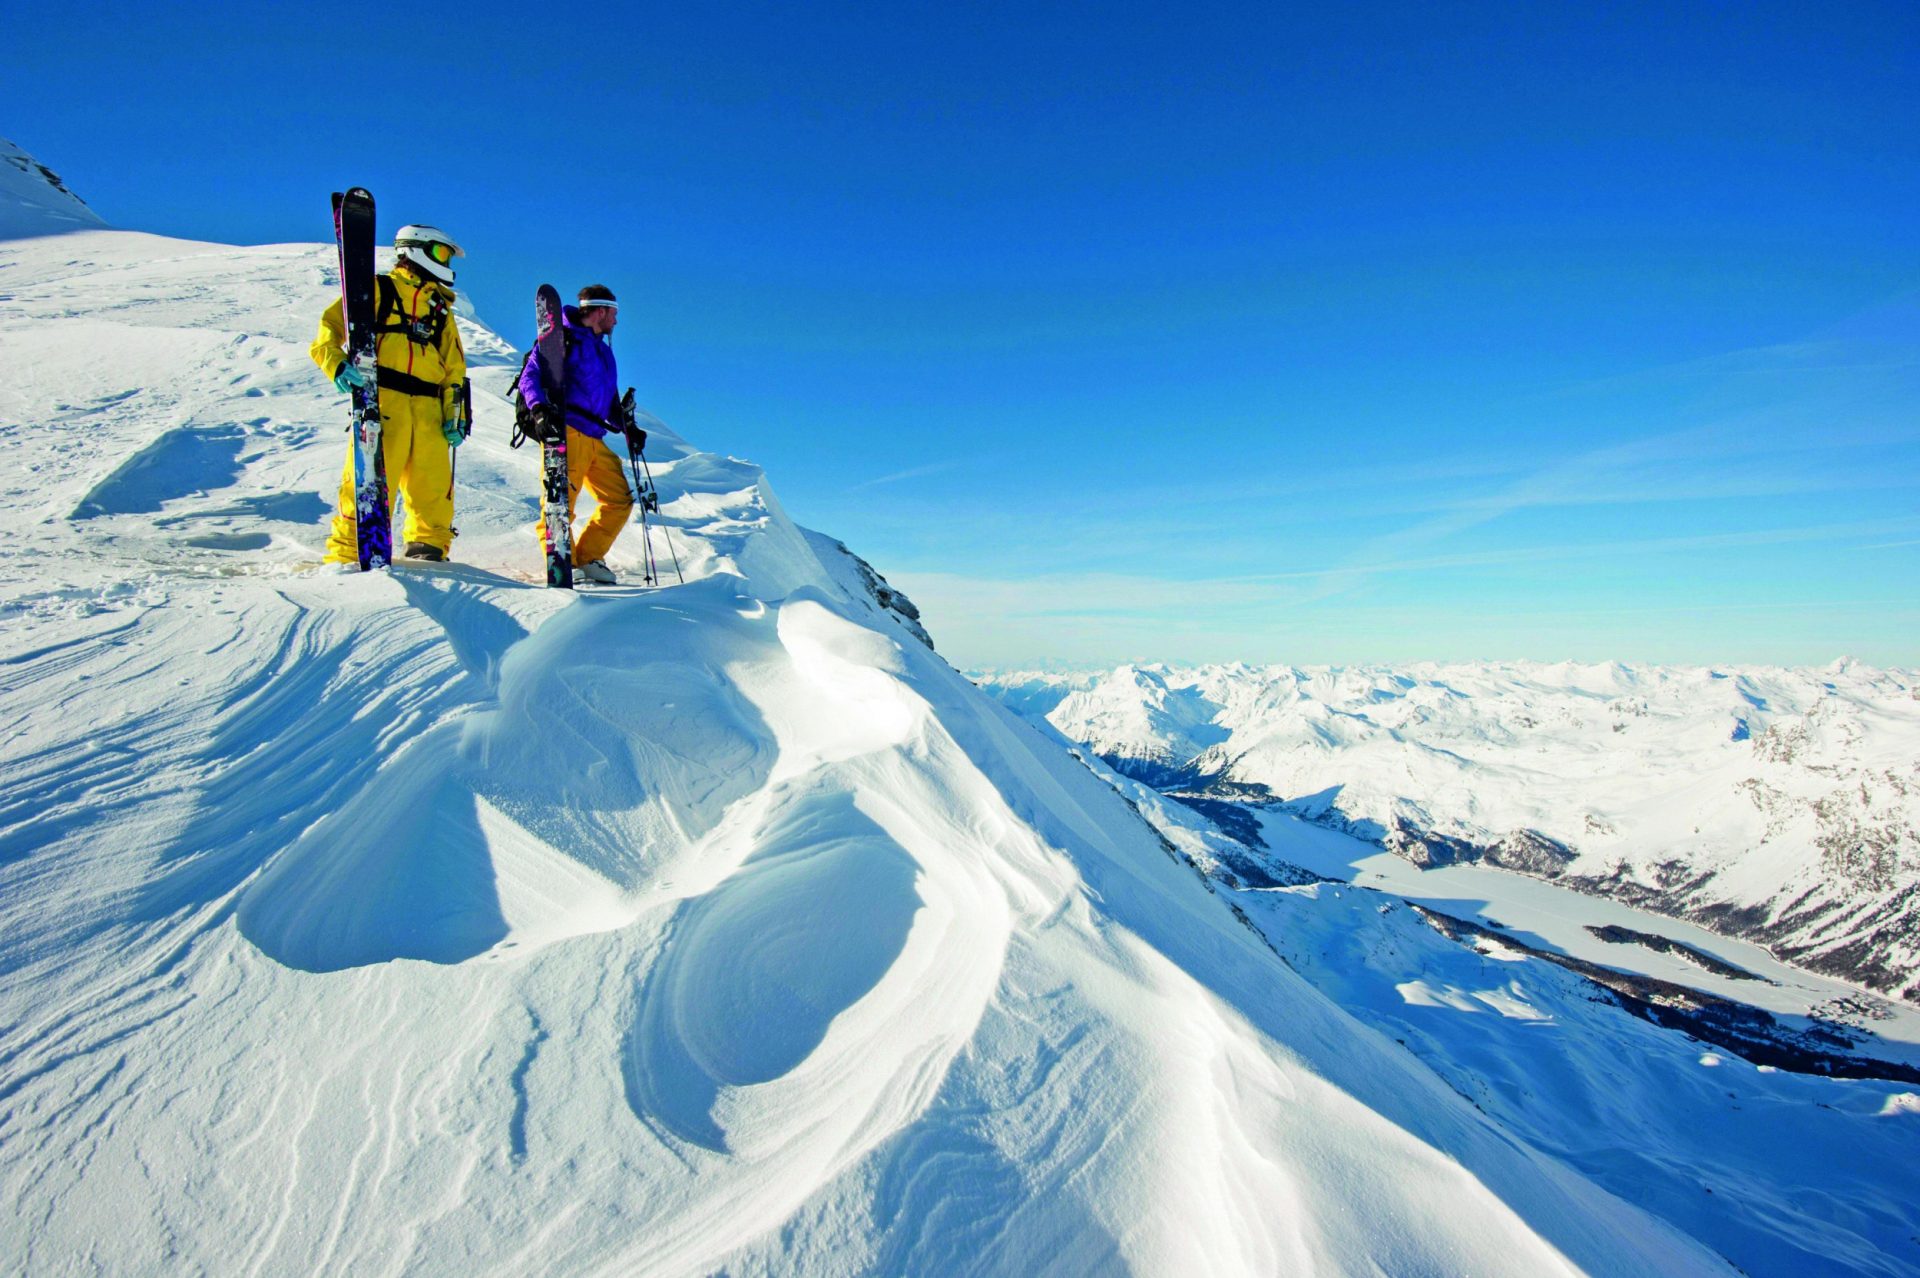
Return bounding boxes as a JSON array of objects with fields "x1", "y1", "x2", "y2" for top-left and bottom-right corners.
[
  {"x1": 978, "y1": 660, "x2": 1920, "y2": 1003},
  {"x1": 0, "y1": 137, "x2": 104, "y2": 239},
  {"x1": 1, "y1": 213, "x2": 1914, "y2": 1275}
]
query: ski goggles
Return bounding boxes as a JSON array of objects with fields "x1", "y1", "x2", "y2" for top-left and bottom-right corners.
[
  {"x1": 401, "y1": 239, "x2": 459, "y2": 266},
  {"x1": 578, "y1": 298, "x2": 618, "y2": 311}
]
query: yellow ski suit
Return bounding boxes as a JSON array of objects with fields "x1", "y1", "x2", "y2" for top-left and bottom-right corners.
[{"x1": 309, "y1": 265, "x2": 467, "y2": 561}]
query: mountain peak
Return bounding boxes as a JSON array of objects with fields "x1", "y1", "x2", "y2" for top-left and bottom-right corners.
[{"x1": 0, "y1": 137, "x2": 106, "y2": 239}]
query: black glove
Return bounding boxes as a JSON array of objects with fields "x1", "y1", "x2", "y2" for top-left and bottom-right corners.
[
  {"x1": 623, "y1": 423, "x2": 648, "y2": 455},
  {"x1": 530, "y1": 402, "x2": 563, "y2": 443}
]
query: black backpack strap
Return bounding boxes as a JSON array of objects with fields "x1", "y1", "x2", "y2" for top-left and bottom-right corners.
[
  {"x1": 375, "y1": 274, "x2": 402, "y2": 334},
  {"x1": 375, "y1": 368, "x2": 443, "y2": 399},
  {"x1": 373, "y1": 273, "x2": 449, "y2": 348}
]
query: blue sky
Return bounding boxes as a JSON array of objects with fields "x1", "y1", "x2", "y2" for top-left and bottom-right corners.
[{"x1": 11, "y1": 1, "x2": 1918, "y2": 668}]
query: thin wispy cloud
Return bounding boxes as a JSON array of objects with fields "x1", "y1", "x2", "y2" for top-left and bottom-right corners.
[
  {"x1": 1290, "y1": 394, "x2": 1918, "y2": 603},
  {"x1": 899, "y1": 514, "x2": 1920, "y2": 611},
  {"x1": 826, "y1": 296, "x2": 1919, "y2": 666},
  {"x1": 844, "y1": 458, "x2": 983, "y2": 492},
  {"x1": 1225, "y1": 515, "x2": 1920, "y2": 586}
]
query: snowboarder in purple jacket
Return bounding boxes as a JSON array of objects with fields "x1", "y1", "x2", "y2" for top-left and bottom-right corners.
[{"x1": 519, "y1": 284, "x2": 648, "y2": 583}]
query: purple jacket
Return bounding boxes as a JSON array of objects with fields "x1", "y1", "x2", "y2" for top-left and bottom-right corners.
[{"x1": 519, "y1": 306, "x2": 619, "y2": 439}]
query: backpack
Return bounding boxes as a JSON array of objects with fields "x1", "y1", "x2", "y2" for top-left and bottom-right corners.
[
  {"x1": 505, "y1": 328, "x2": 626, "y2": 446},
  {"x1": 506, "y1": 329, "x2": 575, "y2": 448}
]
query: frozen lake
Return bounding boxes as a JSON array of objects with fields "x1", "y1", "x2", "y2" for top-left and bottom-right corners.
[{"x1": 1254, "y1": 809, "x2": 1920, "y2": 1058}]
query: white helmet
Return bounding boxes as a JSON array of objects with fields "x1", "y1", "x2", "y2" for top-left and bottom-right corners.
[{"x1": 394, "y1": 224, "x2": 464, "y2": 285}]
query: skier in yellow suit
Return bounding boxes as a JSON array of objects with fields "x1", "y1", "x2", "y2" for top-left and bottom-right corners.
[{"x1": 309, "y1": 225, "x2": 469, "y2": 563}]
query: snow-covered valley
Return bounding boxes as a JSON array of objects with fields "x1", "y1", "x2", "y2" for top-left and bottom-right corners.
[{"x1": 3, "y1": 146, "x2": 1918, "y2": 1276}]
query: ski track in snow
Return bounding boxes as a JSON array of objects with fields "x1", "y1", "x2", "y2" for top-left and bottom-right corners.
[{"x1": 0, "y1": 220, "x2": 1910, "y2": 1277}]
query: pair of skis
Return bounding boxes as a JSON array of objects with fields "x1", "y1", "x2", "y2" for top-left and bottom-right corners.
[
  {"x1": 331, "y1": 187, "x2": 388, "y2": 571},
  {"x1": 533, "y1": 284, "x2": 574, "y2": 587}
]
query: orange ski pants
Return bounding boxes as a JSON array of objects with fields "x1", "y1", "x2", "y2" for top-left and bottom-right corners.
[{"x1": 538, "y1": 428, "x2": 633, "y2": 566}]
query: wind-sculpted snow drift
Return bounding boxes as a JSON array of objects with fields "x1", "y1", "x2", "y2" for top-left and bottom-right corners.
[{"x1": 0, "y1": 166, "x2": 1915, "y2": 1276}]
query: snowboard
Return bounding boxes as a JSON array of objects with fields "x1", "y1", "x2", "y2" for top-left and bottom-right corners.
[
  {"x1": 331, "y1": 187, "x2": 389, "y2": 571},
  {"x1": 534, "y1": 284, "x2": 573, "y2": 588}
]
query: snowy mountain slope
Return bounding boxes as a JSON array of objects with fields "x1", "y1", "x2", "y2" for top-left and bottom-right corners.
[
  {"x1": 1235, "y1": 869, "x2": 1920, "y2": 1278},
  {"x1": 980, "y1": 662, "x2": 1920, "y2": 1004},
  {"x1": 0, "y1": 218, "x2": 1905, "y2": 1276},
  {"x1": 0, "y1": 138, "x2": 103, "y2": 240},
  {"x1": 1077, "y1": 754, "x2": 1920, "y2": 1276}
]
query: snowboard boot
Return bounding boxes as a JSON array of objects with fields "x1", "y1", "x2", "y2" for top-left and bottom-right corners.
[
  {"x1": 578, "y1": 559, "x2": 617, "y2": 585},
  {"x1": 403, "y1": 542, "x2": 446, "y2": 562}
]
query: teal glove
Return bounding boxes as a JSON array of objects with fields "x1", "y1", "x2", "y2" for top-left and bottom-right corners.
[
  {"x1": 333, "y1": 362, "x2": 373, "y2": 394},
  {"x1": 443, "y1": 416, "x2": 468, "y2": 447}
]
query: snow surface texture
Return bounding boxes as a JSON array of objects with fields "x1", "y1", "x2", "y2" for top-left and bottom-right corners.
[
  {"x1": 980, "y1": 661, "x2": 1920, "y2": 1004},
  {"x1": 0, "y1": 175, "x2": 1912, "y2": 1275}
]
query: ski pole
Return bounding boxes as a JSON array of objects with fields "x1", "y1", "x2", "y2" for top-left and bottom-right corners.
[
  {"x1": 449, "y1": 376, "x2": 472, "y2": 499},
  {"x1": 625, "y1": 445, "x2": 659, "y2": 586},
  {"x1": 640, "y1": 453, "x2": 685, "y2": 585}
]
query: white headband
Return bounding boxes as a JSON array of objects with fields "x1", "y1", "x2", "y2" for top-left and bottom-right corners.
[{"x1": 578, "y1": 299, "x2": 618, "y2": 311}]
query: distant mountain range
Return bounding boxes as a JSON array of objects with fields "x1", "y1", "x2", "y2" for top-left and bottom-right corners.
[{"x1": 978, "y1": 660, "x2": 1920, "y2": 1003}]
